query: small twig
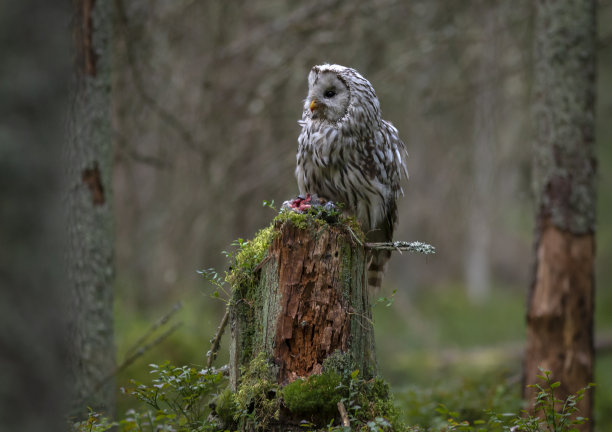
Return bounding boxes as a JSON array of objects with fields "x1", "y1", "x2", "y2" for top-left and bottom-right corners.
[
  {"x1": 365, "y1": 241, "x2": 436, "y2": 255},
  {"x1": 346, "y1": 225, "x2": 363, "y2": 246},
  {"x1": 337, "y1": 401, "x2": 350, "y2": 427},
  {"x1": 207, "y1": 307, "x2": 230, "y2": 368},
  {"x1": 125, "y1": 301, "x2": 183, "y2": 358},
  {"x1": 253, "y1": 255, "x2": 272, "y2": 273}
]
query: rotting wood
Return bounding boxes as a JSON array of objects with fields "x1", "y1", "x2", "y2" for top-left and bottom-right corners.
[{"x1": 229, "y1": 215, "x2": 375, "y2": 389}]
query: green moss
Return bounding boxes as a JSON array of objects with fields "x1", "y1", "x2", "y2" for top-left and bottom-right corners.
[
  {"x1": 273, "y1": 207, "x2": 364, "y2": 241},
  {"x1": 226, "y1": 225, "x2": 274, "y2": 290},
  {"x1": 322, "y1": 350, "x2": 355, "y2": 377},
  {"x1": 227, "y1": 208, "x2": 364, "y2": 295},
  {"x1": 281, "y1": 371, "x2": 343, "y2": 419},
  {"x1": 214, "y1": 387, "x2": 238, "y2": 428},
  {"x1": 345, "y1": 375, "x2": 404, "y2": 431},
  {"x1": 273, "y1": 208, "x2": 312, "y2": 230},
  {"x1": 234, "y1": 352, "x2": 280, "y2": 431}
]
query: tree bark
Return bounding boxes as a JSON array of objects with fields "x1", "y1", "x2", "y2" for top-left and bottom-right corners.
[
  {"x1": 0, "y1": 1, "x2": 71, "y2": 430},
  {"x1": 66, "y1": 0, "x2": 116, "y2": 419},
  {"x1": 525, "y1": 0, "x2": 597, "y2": 428},
  {"x1": 229, "y1": 216, "x2": 375, "y2": 389}
]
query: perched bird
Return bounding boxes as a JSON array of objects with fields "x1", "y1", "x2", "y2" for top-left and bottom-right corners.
[{"x1": 295, "y1": 64, "x2": 408, "y2": 291}]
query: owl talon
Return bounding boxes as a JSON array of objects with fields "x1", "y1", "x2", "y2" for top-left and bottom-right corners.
[{"x1": 282, "y1": 193, "x2": 335, "y2": 213}]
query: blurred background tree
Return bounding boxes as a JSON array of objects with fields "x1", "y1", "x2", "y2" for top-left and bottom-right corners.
[
  {"x1": 66, "y1": 0, "x2": 116, "y2": 420},
  {"x1": 525, "y1": 0, "x2": 597, "y2": 428},
  {"x1": 0, "y1": 1, "x2": 71, "y2": 431}
]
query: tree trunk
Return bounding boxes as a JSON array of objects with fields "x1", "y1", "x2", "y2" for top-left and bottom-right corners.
[
  {"x1": 525, "y1": 0, "x2": 597, "y2": 428},
  {"x1": 65, "y1": 0, "x2": 115, "y2": 419},
  {"x1": 229, "y1": 215, "x2": 375, "y2": 427},
  {"x1": 465, "y1": 0, "x2": 499, "y2": 303},
  {"x1": 0, "y1": 1, "x2": 71, "y2": 430}
]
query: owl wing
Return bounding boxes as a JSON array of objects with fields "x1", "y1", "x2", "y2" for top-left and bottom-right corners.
[{"x1": 367, "y1": 120, "x2": 408, "y2": 291}]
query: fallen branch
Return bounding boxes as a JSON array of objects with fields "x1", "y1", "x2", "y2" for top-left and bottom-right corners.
[
  {"x1": 365, "y1": 240, "x2": 436, "y2": 255},
  {"x1": 207, "y1": 307, "x2": 230, "y2": 368},
  {"x1": 337, "y1": 401, "x2": 350, "y2": 427}
]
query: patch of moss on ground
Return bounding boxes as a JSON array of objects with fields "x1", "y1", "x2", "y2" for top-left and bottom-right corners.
[{"x1": 281, "y1": 371, "x2": 343, "y2": 420}]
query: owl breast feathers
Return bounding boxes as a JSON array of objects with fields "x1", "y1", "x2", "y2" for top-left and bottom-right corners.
[{"x1": 295, "y1": 64, "x2": 408, "y2": 291}]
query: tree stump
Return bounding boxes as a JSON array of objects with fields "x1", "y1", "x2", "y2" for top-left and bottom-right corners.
[
  {"x1": 229, "y1": 214, "x2": 374, "y2": 386},
  {"x1": 228, "y1": 212, "x2": 375, "y2": 427}
]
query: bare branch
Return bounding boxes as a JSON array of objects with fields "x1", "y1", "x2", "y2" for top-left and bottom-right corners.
[
  {"x1": 207, "y1": 307, "x2": 230, "y2": 369},
  {"x1": 337, "y1": 401, "x2": 350, "y2": 427}
]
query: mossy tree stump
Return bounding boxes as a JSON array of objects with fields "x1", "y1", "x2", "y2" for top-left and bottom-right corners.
[{"x1": 229, "y1": 213, "x2": 375, "y2": 392}]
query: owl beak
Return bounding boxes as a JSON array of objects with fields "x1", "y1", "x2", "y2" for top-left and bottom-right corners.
[{"x1": 310, "y1": 99, "x2": 318, "y2": 112}]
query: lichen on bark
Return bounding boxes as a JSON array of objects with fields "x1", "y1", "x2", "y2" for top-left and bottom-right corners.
[{"x1": 532, "y1": 0, "x2": 597, "y2": 235}]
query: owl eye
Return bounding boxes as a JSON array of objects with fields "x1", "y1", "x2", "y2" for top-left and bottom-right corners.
[{"x1": 324, "y1": 89, "x2": 336, "y2": 98}]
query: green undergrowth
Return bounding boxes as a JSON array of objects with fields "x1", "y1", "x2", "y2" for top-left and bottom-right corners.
[{"x1": 73, "y1": 360, "x2": 594, "y2": 432}]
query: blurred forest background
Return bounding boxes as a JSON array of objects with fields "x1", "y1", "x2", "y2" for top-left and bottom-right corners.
[
  {"x1": 109, "y1": 0, "x2": 612, "y2": 427},
  {"x1": 2, "y1": 0, "x2": 612, "y2": 430}
]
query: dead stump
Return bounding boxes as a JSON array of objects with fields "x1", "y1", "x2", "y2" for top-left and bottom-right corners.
[{"x1": 227, "y1": 211, "x2": 376, "y2": 429}]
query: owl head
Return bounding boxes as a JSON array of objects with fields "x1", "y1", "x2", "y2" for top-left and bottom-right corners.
[{"x1": 303, "y1": 64, "x2": 381, "y2": 126}]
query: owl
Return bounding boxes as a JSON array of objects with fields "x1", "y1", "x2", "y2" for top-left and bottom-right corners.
[{"x1": 295, "y1": 64, "x2": 408, "y2": 291}]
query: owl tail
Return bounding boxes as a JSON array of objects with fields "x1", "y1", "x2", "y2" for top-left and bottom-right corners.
[{"x1": 367, "y1": 249, "x2": 391, "y2": 292}]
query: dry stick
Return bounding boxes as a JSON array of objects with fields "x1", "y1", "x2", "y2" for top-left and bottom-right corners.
[
  {"x1": 124, "y1": 301, "x2": 183, "y2": 358},
  {"x1": 337, "y1": 401, "x2": 350, "y2": 427},
  {"x1": 207, "y1": 307, "x2": 230, "y2": 368}
]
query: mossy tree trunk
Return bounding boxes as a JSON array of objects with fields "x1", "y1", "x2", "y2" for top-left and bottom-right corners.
[
  {"x1": 229, "y1": 214, "x2": 375, "y2": 424},
  {"x1": 525, "y1": 0, "x2": 597, "y2": 428}
]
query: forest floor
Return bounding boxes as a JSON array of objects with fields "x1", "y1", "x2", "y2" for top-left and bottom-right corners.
[{"x1": 113, "y1": 280, "x2": 612, "y2": 430}]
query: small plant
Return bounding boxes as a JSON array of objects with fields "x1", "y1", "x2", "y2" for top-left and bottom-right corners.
[
  {"x1": 197, "y1": 267, "x2": 231, "y2": 303},
  {"x1": 120, "y1": 362, "x2": 227, "y2": 431},
  {"x1": 334, "y1": 369, "x2": 401, "y2": 432},
  {"x1": 432, "y1": 369, "x2": 594, "y2": 432},
  {"x1": 262, "y1": 199, "x2": 276, "y2": 210},
  {"x1": 373, "y1": 288, "x2": 397, "y2": 308},
  {"x1": 72, "y1": 409, "x2": 117, "y2": 432},
  {"x1": 503, "y1": 369, "x2": 594, "y2": 432}
]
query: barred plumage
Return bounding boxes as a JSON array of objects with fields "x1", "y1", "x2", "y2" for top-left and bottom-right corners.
[{"x1": 295, "y1": 64, "x2": 408, "y2": 291}]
